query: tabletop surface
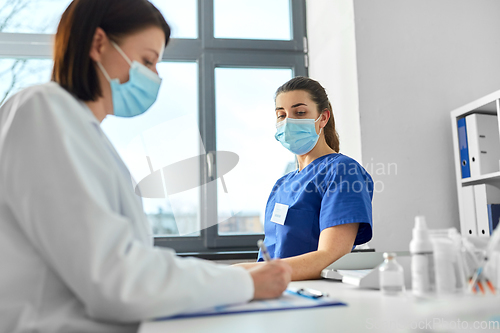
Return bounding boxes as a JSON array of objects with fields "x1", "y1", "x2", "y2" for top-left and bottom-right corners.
[{"x1": 139, "y1": 279, "x2": 500, "y2": 333}]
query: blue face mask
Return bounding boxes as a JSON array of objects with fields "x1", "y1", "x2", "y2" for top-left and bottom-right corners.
[
  {"x1": 97, "y1": 41, "x2": 162, "y2": 117},
  {"x1": 275, "y1": 116, "x2": 322, "y2": 155}
]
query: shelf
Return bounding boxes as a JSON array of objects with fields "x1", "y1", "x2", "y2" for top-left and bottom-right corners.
[{"x1": 462, "y1": 171, "x2": 500, "y2": 186}]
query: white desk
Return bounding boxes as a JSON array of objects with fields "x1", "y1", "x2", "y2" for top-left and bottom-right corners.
[{"x1": 139, "y1": 279, "x2": 500, "y2": 333}]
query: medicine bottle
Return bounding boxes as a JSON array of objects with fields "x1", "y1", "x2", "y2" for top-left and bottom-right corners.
[
  {"x1": 409, "y1": 216, "x2": 435, "y2": 296},
  {"x1": 379, "y1": 252, "x2": 405, "y2": 295}
]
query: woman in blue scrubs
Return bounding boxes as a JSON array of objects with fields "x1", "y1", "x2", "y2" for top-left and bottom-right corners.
[{"x1": 239, "y1": 77, "x2": 373, "y2": 280}]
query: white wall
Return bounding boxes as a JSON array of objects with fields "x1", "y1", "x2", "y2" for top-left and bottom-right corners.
[
  {"x1": 306, "y1": 0, "x2": 362, "y2": 163},
  {"x1": 307, "y1": 0, "x2": 500, "y2": 251}
]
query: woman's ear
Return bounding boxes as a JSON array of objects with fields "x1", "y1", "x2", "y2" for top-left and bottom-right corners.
[
  {"x1": 89, "y1": 27, "x2": 108, "y2": 62},
  {"x1": 321, "y1": 109, "x2": 331, "y2": 126}
]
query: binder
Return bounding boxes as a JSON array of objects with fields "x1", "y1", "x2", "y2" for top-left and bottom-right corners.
[
  {"x1": 460, "y1": 186, "x2": 478, "y2": 236},
  {"x1": 457, "y1": 117, "x2": 471, "y2": 178},
  {"x1": 473, "y1": 184, "x2": 500, "y2": 237},
  {"x1": 487, "y1": 204, "x2": 500, "y2": 235},
  {"x1": 465, "y1": 113, "x2": 500, "y2": 177}
]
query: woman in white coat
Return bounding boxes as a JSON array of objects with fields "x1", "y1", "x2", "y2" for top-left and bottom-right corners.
[{"x1": 0, "y1": 0, "x2": 291, "y2": 332}]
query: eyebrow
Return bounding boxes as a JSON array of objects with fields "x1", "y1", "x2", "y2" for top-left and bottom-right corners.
[
  {"x1": 146, "y1": 48, "x2": 160, "y2": 59},
  {"x1": 275, "y1": 103, "x2": 308, "y2": 111}
]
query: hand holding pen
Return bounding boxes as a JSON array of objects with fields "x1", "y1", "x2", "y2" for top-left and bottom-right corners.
[
  {"x1": 248, "y1": 240, "x2": 292, "y2": 299},
  {"x1": 257, "y1": 240, "x2": 328, "y2": 299}
]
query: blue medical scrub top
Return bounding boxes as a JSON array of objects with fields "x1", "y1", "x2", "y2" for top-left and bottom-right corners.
[{"x1": 258, "y1": 153, "x2": 373, "y2": 261}]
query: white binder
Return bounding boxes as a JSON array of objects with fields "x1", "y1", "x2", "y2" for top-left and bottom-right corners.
[
  {"x1": 465, "y1": 113, "x2": 500, "y2": 177},
  {"x1": 473, "y1": 184, "x2": 500, "y2": 237},
  {"x1": 460, "y1": 185, "x2": 478, "y2": 236}
]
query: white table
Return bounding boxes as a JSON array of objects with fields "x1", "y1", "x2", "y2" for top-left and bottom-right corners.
[{"x1": 139, "y1": 279, "x2": 500, "y2": 333}]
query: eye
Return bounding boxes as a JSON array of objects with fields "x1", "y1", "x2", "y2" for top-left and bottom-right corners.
[
  {"x1": 296, "y1": 111, "x2": 306, "y2": 116},
  {"x1": 143, "y1": 59, "x2": 154, "y2": 67},
  {"x1": 277, "y1": 115, "x2": 285, "y2": 119}
]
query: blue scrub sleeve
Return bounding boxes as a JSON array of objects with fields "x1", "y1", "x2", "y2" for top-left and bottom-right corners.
[{"x1": 318, "y1": 162, "x2": 373, "y2": 245}]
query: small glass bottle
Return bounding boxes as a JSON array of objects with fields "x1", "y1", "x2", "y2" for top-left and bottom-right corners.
[{"x1": 379, "y1": 252, "x2": 405, "y2": 295}]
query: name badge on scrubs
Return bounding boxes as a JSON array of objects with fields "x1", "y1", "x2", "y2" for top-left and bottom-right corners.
[{"x1": 271, "y1": 203, "x2": 289, "y2": 225}]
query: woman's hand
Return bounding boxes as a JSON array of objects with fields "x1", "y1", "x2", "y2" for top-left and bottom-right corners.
[{"x1": 248, "y1": 259, "x2": 292, "y2": 299}]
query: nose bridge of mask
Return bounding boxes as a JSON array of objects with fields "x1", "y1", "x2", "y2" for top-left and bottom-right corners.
[{"x1": 276, "y1": 114, "x2": 321, "y2": 128}]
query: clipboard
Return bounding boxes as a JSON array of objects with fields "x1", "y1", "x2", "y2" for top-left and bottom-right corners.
[{"x1": 154, "y1": 288, "x2": 346, "y2": 321}]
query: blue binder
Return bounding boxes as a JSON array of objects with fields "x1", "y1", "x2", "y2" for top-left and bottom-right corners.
[
  {"x1": 457, "y1": 118, "x2": 471, "y2": 178},
  {"x1": 487, "y1": 204, "x2": 500, "y2": 235}
]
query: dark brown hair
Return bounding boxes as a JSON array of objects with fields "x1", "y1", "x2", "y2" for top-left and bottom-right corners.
[
  {"x1": 52, "y1": 0, "x2": 170, "y2": 102},
  {"x1": 275, "y1": 76, "x2": 340, "y2": 152}
]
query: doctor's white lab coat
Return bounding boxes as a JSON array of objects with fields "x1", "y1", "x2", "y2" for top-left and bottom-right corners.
[{"x1": 0, "y1": 82, "x2": 254, "y2": 333}]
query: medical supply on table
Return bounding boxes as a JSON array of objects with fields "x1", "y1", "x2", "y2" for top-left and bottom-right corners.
[
  {"x1": 429, "y1": 228, "x2": 466, "y2": 295},
  {"x1": 409, "y1": 216, "x2": 435, "y2": 296},
  {"x1": 321, "y1": 251, "x2": 412, "y2": 290},
  {"x1": 432, "y1": 237, "x2": 460, "y2": 294},
  {"x1": 257, "y1": 239, "x2": 272, "y2": 262},
  {"x1": 379, "y1": 252, "x2": 405, "y2": 295},
  {"x1": 409, "y1": 217, "x2": 500, "y2": 297},
  {"x1": 468, "y1": 222, "x2": 500, "y2": 294}
]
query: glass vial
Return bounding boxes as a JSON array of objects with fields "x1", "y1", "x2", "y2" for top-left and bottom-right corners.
[{"x1": 379, "y1": 252, "x2": 405, "y2": 295}]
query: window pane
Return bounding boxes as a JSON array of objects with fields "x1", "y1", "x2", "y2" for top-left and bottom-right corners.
[
  {"x1": 150, "y1": 0, "x2": 197, "y2": 39},
  {"x1": 0, "y1": 0, "x2": 72, "y2": 34},
  {"x1": 0, "y1": 58, "x2": 52, "y2": 106},
  {"x1": 215, "y1": 68, "x2": 294, "y2": 235},
  {"x1": 0, "y1": 0, "x2": 197, "y2": 37},
  {"x1": 101, "y1": 62, "x2": 200, "y2": 237},
  {"x1": 214, "y1": 0, "x2": 291, "y2": 40}
]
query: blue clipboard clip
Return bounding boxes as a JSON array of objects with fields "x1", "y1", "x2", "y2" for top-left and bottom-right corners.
[{"x1": 287, "y1": 288, "x2": 329, "y2": 299}]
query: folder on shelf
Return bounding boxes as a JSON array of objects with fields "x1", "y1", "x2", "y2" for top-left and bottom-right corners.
[
  {"x1": 457, "y1": 117, "x2": 471, "y2": 179},
  {"x1": 465, "y1": 113, "x2": 500, "y2": 178},
  {"x1": 473, "y1": 184, "x2": 500, "y2": 236},
  {"x1": 487, "y1": 204, "x2": 500, "y2": 235},
  {"x1": 460, "y1": 186, "x2": 478, "y2": 236}
]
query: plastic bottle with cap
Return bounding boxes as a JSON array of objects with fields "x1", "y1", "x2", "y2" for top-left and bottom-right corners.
[{"x1": 409, "y1": 215, "x2": 435, "y2": 296}]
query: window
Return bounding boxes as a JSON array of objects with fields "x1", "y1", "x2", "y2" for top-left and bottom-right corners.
[{"x1": 0, "y1": 0, "x2": 307, "y2": 254}]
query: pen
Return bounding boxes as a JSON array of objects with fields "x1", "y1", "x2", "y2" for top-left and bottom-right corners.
[
  {"x1": 257, "y1": 239, "x2": 271, "y2": 262},
  {"x1": 287, "y1": 287, "x2": 329, "y2": 299},
  {"x1": 486, "y1": 279, "x2": 496, "y2": 295},
  {"x1": 477, "y1": 280, "x2": 485, "y2": 295}
]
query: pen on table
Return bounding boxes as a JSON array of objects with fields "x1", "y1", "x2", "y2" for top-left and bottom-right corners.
[
  {"x1": 287, "y1": 287, "x2": 329, "y2": 299},
  {"x1": 257, "y1": 239, "x2": 271, "y2": 262}
]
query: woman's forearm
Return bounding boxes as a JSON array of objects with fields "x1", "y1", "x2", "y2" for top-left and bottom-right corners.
[
  {"x1": 282, "y1": 248, "x2": 350, "y2": 281},
  {"x1": 234, "y1": 249, "x2": 350, "y2": 281}
]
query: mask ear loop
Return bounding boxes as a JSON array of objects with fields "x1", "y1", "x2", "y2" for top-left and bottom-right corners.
[
  {"x1": 96, "y1": 40, "x2": 133, "y2": 83},
  {"x1": 110, "y1": 41, "x2": 133, "y2": 66},
  {"x1": 315, "y1": 114, "x2": 324, "y2": 135},
  {"x1": 96, "y1": 61, "x2": 112, "y2": 82}
]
